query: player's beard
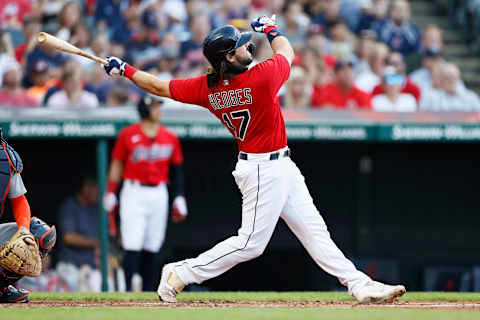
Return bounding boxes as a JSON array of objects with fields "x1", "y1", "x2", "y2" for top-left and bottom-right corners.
[{"x1": 226, "y1": 55, "x2": 252, "y2": 75}]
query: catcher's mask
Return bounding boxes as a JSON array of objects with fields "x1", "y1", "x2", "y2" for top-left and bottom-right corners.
[{"x1": 137, "y1": 95, "x2": 164, "y2": 119}]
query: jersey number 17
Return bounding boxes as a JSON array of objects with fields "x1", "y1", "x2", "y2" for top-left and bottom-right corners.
[{"x1": 222, "y1": 109, "x2": 251, "y2": 141}]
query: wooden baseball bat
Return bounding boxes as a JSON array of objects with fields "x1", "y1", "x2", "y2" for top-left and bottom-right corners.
[{"x1": 37, "y1": 32, "x2": 109, "y2": 65}]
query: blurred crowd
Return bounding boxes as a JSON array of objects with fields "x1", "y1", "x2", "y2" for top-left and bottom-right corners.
[{"x1": 0, "y1": 0, "x2": 479, "y2": 112}]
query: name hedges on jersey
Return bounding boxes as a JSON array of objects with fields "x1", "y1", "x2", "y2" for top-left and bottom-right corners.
[{"x1": 208, "y1": 88, "x2": 252, "y2": 110}]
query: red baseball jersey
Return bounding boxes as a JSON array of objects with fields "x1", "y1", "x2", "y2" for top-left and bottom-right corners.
[
  {"x1": 311, "y1": 83, "x2": 372, "y2": 109},
  {"x1": 169, "y1": 53, "x2": 291, "y2": 153},
  {"x1": 112, "y1": 124, "x2": 183, "y2": 184}
]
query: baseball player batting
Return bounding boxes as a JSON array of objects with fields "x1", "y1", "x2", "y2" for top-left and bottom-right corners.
[
  {"x1": 103, "y1": 16, "x2": 406, "y2": 303},
  {"x1": 103, "y1": 95, "x2": 187, "y2": 291},
  {"x1": 0, "y1": 127, "x2": 56, "y2": 303}
]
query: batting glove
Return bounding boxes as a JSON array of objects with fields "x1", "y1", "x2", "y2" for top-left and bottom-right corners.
[
  {"x1": 103, "y1": 192, "x2": 118, "y2": 212},
  {"x1": 251, "y1": 15, "x2": 277, "y2": 33},
  {"x1": 104, "y1": 56, "x2": 126, "y2": 77},
  {"x1": 171, "y1": 195, "x2": 188, "y2": 223}
]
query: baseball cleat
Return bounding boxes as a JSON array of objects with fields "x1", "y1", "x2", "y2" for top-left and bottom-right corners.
[
  {"x1": 353, "y1": 281, "x2": 406, "y2": 304},
  {"x1": 0, "y1": 285, "x2": 30, "y2": 303},
  {"x1": 157, "y1": 263, "x2": 185, "y2": 303}
]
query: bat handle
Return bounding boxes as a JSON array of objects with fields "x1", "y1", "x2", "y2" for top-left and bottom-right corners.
[{"x1": 95, "y1": 57, "x2": 109, "y2": 66}]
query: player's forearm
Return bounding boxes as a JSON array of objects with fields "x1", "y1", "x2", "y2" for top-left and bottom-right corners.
[
  {"x1": 63, "y1": 232, "x2": 99, "y2": 249},
  {"x1": 108, "y1": 159, "x2": 123, "y2": 183},
  {"x1": 131, "y1": 70, "x2": 171, "y2": 98},
  {"x1": 10, "y1": 195, "x2": 31, "y2": 230},
  {"x1": 171, "y1": 165, "x2": 185, "y2": 196},
  {"x1": 271, "y1": 36, "x2": 294, "y2": 65}
]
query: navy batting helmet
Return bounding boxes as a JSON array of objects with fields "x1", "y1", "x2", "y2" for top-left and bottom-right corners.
[
  {"x1": 137, "y1": 95, "x2": 164, "y2": 119},
  {"x1": 203, "y1": 25, "x2": 252, "y2": 69}
]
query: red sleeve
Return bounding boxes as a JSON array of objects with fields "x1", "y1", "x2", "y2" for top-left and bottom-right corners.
[
  {"x1": 15, "y1": 44, "x2": 26, "y2": 62},
  {"x1": 405, "y1": 81, "x2": 421, "y2": 102},
  {"x1": 371, "y1": 84, "x2": 383, "y2": 97},
  {"x1": 112, "y1": 129, "x2": 128, "y2": 162},
  {"x1": 10, "y1": 195, "x2": 31, "y2": 229},
  {"x1": 310, "y1": 85, "x2": 325, "y2": 107},
  {"x1": 359, "y1": 92, "x2": 372, "y2": 109},
  {"x1": 169, "y1": 75, "x2": 206, "y2": 106},
  {"x1": 250, "y1": 54, "x2": 291, "y2": 96},
  {"x1": 170, "y1": 134, "x2": 183, "y2": 165}
]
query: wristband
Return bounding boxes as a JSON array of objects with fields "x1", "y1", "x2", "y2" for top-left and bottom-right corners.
[
  {"x1": 264, "y1": 25, "x2": 277, "y2": 35},
  {"x1": 107, "y1": 180, "x2": 119, "y2": 194},
  {"x1": 265, "y1": 28, "x2": 283, "y2": 44},
  {"x1": 123, "y1": 64, "x2": 137, "y2": 80}
]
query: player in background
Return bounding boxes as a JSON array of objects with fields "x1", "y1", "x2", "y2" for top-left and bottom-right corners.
[
  {"x1": 103, "y1": 96, "x2": 187, "y2": 291},
  {"x1": 103, "y1": 16, "x2": 406, "y2": 303},
  {"x1": 0, "y1": 127, "x2": 56, "y2": 303}
]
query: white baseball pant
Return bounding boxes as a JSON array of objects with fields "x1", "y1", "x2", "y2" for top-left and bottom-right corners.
[
  {"x1": 173, "y1": 147, "x2": 371, "y2": 295},
  {"x1": 119, "y1": 180, "x2": 168, "y2": 252}
]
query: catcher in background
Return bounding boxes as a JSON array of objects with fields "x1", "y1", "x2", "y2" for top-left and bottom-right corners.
[
  {"x1": 0, "y1": 127, "x2": 56, "y2": 303},
  {"x1": 103, "y1": 95, "x2": 187, "y2": 291}
]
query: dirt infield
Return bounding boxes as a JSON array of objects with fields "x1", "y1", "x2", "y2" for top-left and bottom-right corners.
[{"x1": 2, "y1": 301, "x2": 480, "y2": 309}]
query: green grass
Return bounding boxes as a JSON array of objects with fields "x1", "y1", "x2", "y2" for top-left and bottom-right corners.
[
  {"x1": 1, "y1": 307, "x2": 479, "y2": 320},
  {"x1": 30, "y1": 291, "x2": 480, "y2": 302},
  {"x1": 0, "y1": 292, "x2": 478, "y2": 320}
]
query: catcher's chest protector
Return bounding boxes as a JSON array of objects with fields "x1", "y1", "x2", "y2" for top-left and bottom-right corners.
[{"x1": 0, "y1": 142, "x2": 22, "y2": 217}]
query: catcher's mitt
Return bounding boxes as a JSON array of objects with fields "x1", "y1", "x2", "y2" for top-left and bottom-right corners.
[{"x1": 0, "y1": 229, "x2": 42, "y2": 277}]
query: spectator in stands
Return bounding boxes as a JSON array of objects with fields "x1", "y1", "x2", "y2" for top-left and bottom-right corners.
[
  {"x1": 278, "y1": 1, "x2": 309, "y2": 50},
  {"x1": 126, "y1": 8, "x2": 162, "y2": 69},
  {"x1": 0, "y1": 30, "x2": 17, "y2": 88},
  {"x1": 180, "y1": 12, "x2": 211, "y2": 61},
  {"x1": 95, "y1": 0, "x2": 129, "y2": 34},
  {"x1": 89, "y1": 33, "x2": 110, "y2": 69},
  {"x1": 339, "y1": 0, "x2": 364, "y2": 30},
  {"x1": 311, "y1": 59, "x2": 371, "y2": 109},
  {"x1": 371, "y1": 0, "x2": 421, "y2": 56},
  {"x1": 70, "y1": 23, "x2": 93, "y2": 69},
  {"x1": 356, "y1": 0, "x2": 390, "y2": 33},
  {"x1": 26, "y1": 59, "x2": 56, "y2": 103},
  {"x1": 40, "y1": 0, "x2": 70, "y2": 28},
  {"x1": 0, "y1": 0, "x2": 34, "y2": 30},
  {"x1": 157, "y1": 33, "x2": 180, "y2": 80},
  {"x1": 55, "y1": 1, "x2": 82, "y2": 41},
  {"x1": 218, "y1": 0, "x2": 250, "y2": 30},
  {"x1": 352, "y1": 29, "x2": 376, "y2": 77},
  {"x1": 372, "y1": 66, "x2": 417, "y2": 112},
  {"x1": 282, "y1": 66, "x2": 311, "y2": 109},
  {"x1": 355, "y1": 42, "x2": 390, "y2": 92},
  {"x1": 303, "y1": 46, "x2": 332, "y2": 90},
  {"x1": 406, "y1": 24, "x2": 443, "y2": 74},
  {"x1": 47, "y1": 69, "x2": 99, "y2": 109},
  {"x1": 312, "y1": 0, "x2": 355, "y2": 33},
  {"x1": 106, "y1": 84, "x2": 130, "y2": 107},
  {"x1": 0, "y1": 64, "x2": 39, "y2": 106},
  {"x1": 419, "y1": 63, "x2": 480, "y2": 111},
  {"x1": 305, "y1": 24, "x2": 336, "y2": 69},
  {"x1": 329, "y1": 19, "x2": 355, "y2": 59},
  {"x1": 14, "y1": 15, "x2": 41, "y2": 65},
  {"x1": 56, "y1": 175, "x2": 100, "y2": 292},
  {"x1": 26, "y1": 42, "x2": 66, "y2": 80},
  {"x1": 99, "y1": 1, "x2": 140, "y2": 45},
  {"x1": 372, "y1": 51, "x2": 421, "y2": 102},
  {"x1": 409, "y1": 46, "x2": 444, "y2": 91}
]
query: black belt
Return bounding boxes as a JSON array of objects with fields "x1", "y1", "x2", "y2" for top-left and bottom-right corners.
[
  {"x1": 140, "y1": 182, "x2": 159, "y2": 187},
  {"x1": 239, "y1": 149, "x2": 290, "y2": 161}
]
